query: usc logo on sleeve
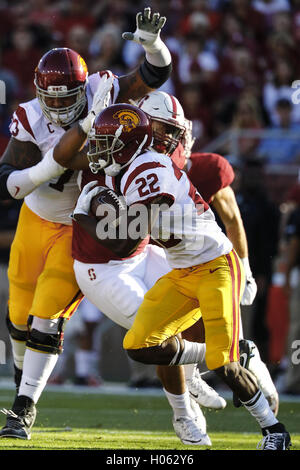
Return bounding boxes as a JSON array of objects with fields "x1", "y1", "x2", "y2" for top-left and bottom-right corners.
[{"x1": 113, "y1": 109, "x2": 141, "y2": 132}]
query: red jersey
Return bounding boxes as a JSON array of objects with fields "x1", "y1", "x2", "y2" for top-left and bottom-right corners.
[
  {"x1": 72, "y1": 170, "x2": 149, "y2": 263},
  {"x1": 171, "y1": 144, "x2": 235, "y2": 204}
]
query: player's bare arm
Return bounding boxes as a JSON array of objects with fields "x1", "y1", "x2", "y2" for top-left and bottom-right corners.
[
  {"x1": 0, "y1": 138, "x2": 43, "y2": 199},
  {"x1": 211, "y1": 185, "x2": 248, "y2": 259},
  {"x1": 0, "y1": 136, "x2": 67, "y2": 200},
  {"x1": 0, "y1": 137, "x2": 42, "y2": 169},
  {"x1": 211, "y1": 185, "x2": 257, "y2": 305}
]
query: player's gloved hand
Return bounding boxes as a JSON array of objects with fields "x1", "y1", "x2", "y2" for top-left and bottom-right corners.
[
  {"x1": 72, "y1": 181, "x2": 106, "y2": 217},
  {"x1": 122, "y1": 7, "x2": 166, "y2": 51},
  {"x1": 79, "y1": 75, "x2": 114, "y2": 134},
  {"x1": 241, "y1": 257, "x2": 257, "y2": 305}
]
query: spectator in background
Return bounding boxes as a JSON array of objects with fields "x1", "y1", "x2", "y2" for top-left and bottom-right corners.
[
  {"x1": 2, "y1": 28, "x2": 41, "y2": 100},
  {"x1": 257, "y1": 98, "x2": 300, "y2": 164},
  {"x1": 236, "y1": 159, "x2": 280, "y2": 362},
  {"x1": 88, "y1": 24, "x2": 125, "y2": 75},
  {"x1": 226, "y1": 94, "x2": 263, "y2": 159},
  {"x1": 176, "y1": 33, "x2": 219, "y2": 89},
  {"x1": 263, "y1": 60, "x2": 300, "y2": 125},
  {"x1": 283, "y1": 185, "x2": 300, "y2": 394},
  {"x1": 53, "y1": 0, "x2": 96, "y2": 44},
  {"x1": 179, "y1": 83, "x2": 212, "y2": 150},
  {"x1": 66, "y1": 25, "x2": 92, "y2": 63}
]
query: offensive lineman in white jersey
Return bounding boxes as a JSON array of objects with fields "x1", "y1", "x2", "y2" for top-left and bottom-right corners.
[
  {"x1": 52, "y1": 101, "x2": 291, "y2": 450},
  {"x1": 0, "y1": 7, "x2": 173, "y2": 439}
]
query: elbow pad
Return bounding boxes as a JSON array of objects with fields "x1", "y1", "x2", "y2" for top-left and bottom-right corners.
[
  {"x1": 139, "y1": 59, "x2": 172, "y2": 89},
  {"x1": 0, "y1": 164, "x2": 17, "y2": 200}
]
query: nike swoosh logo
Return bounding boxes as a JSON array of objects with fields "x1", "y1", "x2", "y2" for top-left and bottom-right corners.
[
  {"x1": 189, "y1": 392, "x2": 199, "y2": 398},
  {"x1": 209, "y1": 267, "x2": 222, "y2": 274},
  {"x1": 239, "y1": 353, "x2": 248, "y2": 368},
  {"x1": 14, "y1": 186, "x2": 20, "y2": 196},
  {"x1": 25, "y1": 382, "x2": 37, "y2": 387}
]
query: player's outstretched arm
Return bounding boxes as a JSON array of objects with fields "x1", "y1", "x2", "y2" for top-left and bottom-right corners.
[
  {"x1": 211, "y1": 185, "x2": 257, "y2": 305},
  {"x1": 118, "y1": 7, "x2": 172, "y2": 102}
]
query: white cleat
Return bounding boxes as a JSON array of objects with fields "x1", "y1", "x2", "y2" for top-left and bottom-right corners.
[
  {"x1": 189, "y1": 397, "x2": 207, "y2": 434},
  {"x1": 172, "y1": 416, "x2": 212, "y2": 446},
  {"x1": 239, "y1": 339, "x2": 279, "y2": 416},
  {"x1": 186, "y1": 368, "x2": 226, "y2": 409}
]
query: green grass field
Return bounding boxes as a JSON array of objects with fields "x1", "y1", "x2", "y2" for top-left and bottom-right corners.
[{"x1": 0, "y1": 386, "x2": 299, "y2": 451}]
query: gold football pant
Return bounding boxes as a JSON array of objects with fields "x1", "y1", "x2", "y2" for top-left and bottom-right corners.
[
  {"x1": 123, "y1": 250, "x2": 245, "y2": 370},
  {"x1": 8, "y1": 202, "x2": 82, "y2": 326}
]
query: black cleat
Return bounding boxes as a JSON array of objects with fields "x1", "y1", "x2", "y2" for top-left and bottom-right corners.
[
  {"x1": 0, "y1": 396, "x2": 36, "y2": 440},
  {"x1": 233, "y1": 339, "x2": 255, "y2": 407},
  {"x1": 257, "y1": 431, "x2": 292, "y2": 450}
]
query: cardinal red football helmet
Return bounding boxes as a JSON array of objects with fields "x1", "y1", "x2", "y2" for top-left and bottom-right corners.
[
  {"x1": 87, "y1": 104, "x2": 153, "y2": 176},
  {"x1": 34, "y1": 48, "x2": 88, "y2": 126}
]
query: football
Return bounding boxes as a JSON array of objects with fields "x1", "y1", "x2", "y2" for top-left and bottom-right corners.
[{"x1": 90, "y1": 188, "x2": 127, "y2": 228}]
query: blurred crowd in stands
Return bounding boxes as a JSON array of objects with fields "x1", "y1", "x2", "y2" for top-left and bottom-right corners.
[{"x1": 0, "y1": 0, "x2": 300, "y2": 394}]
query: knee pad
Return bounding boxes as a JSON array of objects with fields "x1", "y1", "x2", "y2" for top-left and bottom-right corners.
[
  {"x1": 6, "y1": 311, "x2": 28, "y2": 342},
  {"x1": 26, "y1": 316, "x2": 67, "y2": 355}
]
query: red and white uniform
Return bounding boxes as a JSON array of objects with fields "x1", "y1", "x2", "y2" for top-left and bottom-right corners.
[{"x1": 9, "y1": 71, "x2": 119, "y2": 225}]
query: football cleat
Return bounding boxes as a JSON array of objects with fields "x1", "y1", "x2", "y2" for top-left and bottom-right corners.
[
  {"x1": 172, "y1": 416, "x2": 212, "y2": 446},
  {"x1": 0, "y1": 403, "x2": 37, "y2": 440},
  {"x1": 257, "y1": 431, "x2": 291, "y2": 450},
  {"x1": 189, "y1": 398, "x2": 207, "y2": 434},
  {"x1": 233, "y1": 339, "x2": 279, "y2": 415},
  {"x1": 186, "y1": 368, "x2": 227, "y2": 409}
]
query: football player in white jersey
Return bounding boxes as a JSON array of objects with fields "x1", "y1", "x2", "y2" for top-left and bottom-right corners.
[
  {"x1": 52, "y1": 102, "x2": 291, "y2": 450},
  {"x1": 0, "y1": 7, "x2": 173, "y2": 440}
]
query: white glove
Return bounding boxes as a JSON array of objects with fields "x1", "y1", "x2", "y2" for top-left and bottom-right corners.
[
  {"x1": 241, "y1": 257, "x2": 257, "y2": 306},
  {"x1": 72, "y1": 181, "x2": 106, "y2": 217},
  {"x1": 79, "y1": 75, "x2": 114, "y2": 134},
  {"x1": 122, "y1": 7, "x2": 171, "y2": 67}
]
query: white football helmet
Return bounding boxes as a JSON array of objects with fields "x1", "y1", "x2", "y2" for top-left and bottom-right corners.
[{"x1": 138, "y1": 91, "x2": 186, "y2": 156}]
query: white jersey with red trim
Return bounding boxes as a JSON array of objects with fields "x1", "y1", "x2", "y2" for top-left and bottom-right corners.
[
  {"x1": 120, "y1": 150, "x2": 233, "y2": 268},
  {"x1": 9, "y1": 71, "x2": 119, "y2": 225}
]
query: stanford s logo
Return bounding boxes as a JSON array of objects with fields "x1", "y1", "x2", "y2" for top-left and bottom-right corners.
[{"x1": 113, "y1": 109, "x2": 140, "y2": 132}]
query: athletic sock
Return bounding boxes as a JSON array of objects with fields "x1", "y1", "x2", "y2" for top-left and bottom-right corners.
[
  {"x1": 18, "y1": 348, "x2": 58, "y2": 403},
  {"x1": 184, "y1": 363, "x2": 197, "y2": 380},
  {"x1": 170, "y1": 339, "x2": 206, "y2": 366},
  {"x1": 241, "y1": 390, "x2": 278, "y2": 429},
  {"x1": 163, "y1": 388, "x2": 195, "y2": 420}
]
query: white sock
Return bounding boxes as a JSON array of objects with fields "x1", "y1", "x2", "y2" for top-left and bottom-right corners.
[
  {"x1": 184, "y1": 364, "x2": 197, "y2": 381},
  {"x1": 170, "y1": 340, "x2": 206, "y2": 366},
  {"x1": 75, "y1": 349, "x2": 98, "y2": 377},
  {"x1": 18, "y1": 348, "x2": 58, "y2": 403},
  {"x1": 241, "y1": 390, "x2": 278, "y2": 429},
  {"x1": 10, "y1": 337, "x2": 26, "y2": 370},
  {"x1": 163, "y1": 388, "x2": 195, "y2": 420}
]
